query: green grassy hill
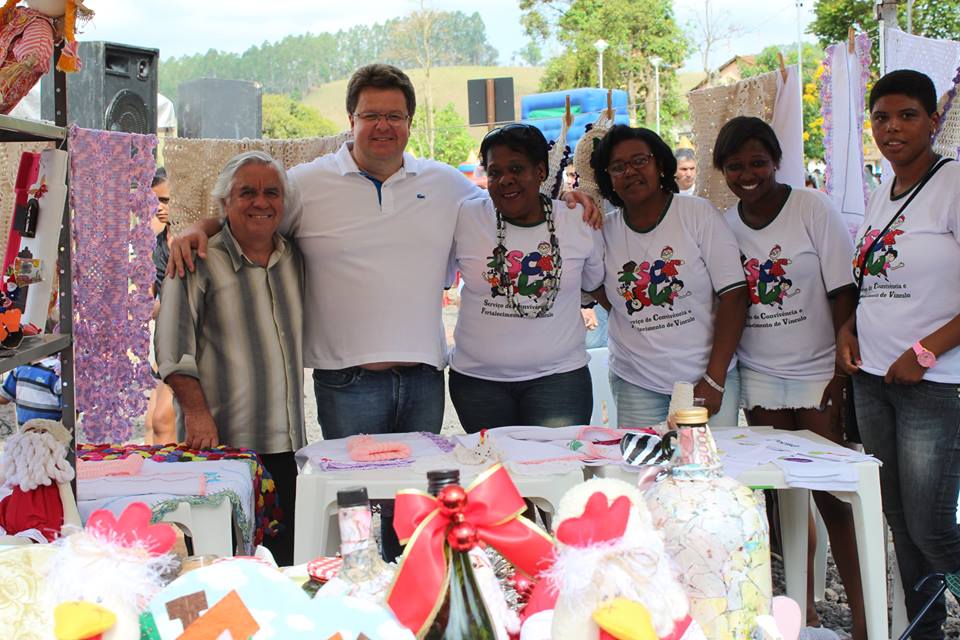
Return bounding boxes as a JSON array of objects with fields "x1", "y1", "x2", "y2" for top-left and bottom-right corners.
[{"x1": 303, "y1": 65, "x2": 545, "y2": 144}]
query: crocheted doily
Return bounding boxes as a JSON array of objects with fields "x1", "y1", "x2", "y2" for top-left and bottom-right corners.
[
  {"x1": 572, "y1": 110, "x2": 616, "y2": 206},
  {"x1": 688, "y1": 70, "x2": 779, "y2": 210},
  {"x1": 163, "y1": 131, "x2": 352, "y2": 230}
]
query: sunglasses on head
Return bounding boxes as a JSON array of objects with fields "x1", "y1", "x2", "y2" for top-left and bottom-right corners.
[{"x1": 481, "y1": 123, "x2": 542, "y2": 144}]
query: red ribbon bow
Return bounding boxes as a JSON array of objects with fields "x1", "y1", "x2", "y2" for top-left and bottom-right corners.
[{"x1": 386, "y1": 464, "x2": 555, "y2": 636}]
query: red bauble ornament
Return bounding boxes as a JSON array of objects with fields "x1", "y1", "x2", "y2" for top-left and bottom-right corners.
[
  {"x1": 509, "y1": 574, "x2": 535, "y2": 603},
  {"x1": 437, "y1": 484, "x2": 468, "y2": 516},
  {"x1": 447, "y1": 521, "x2": 479, "y2": 552}
]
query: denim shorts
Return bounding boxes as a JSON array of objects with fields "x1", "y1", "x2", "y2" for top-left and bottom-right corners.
[{"x1": 739, "y1": 366, "x2": 830, "y2": 411}]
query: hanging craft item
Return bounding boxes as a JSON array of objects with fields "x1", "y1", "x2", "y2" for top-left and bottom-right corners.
[
  {"x1": 70, "y1": 126, "x2": 157, "y2": 443},
  {"x1": 572, "y1": 91, "x2": 617, "y2": 206},
  {"x1": 688, "y1": 70, "x2": 779, "y2": 210},
  {"x1": 0, "y1": 0, "x2": 93, "y2": 114},
  {"x1": 2, "y1": 148, "x2": 65, "y2": 332},
  {"x1": 821, "y1": 30, "x2": 872, "y2": 236},
  {"x1": 541, "y1": 95, "x2": 574, "y2": 200}
]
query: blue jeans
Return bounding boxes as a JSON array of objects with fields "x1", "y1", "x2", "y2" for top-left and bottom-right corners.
[
  {"x1": 313, "y1": 364, "x2": 445, "y2": 439},
  {"x1": 609, "y1": 367, "x2": 741, "y2": 428},
  {"x1": 449, "y1": 366, "x2": 593, "y2": 434},
  {"x1": 854, "y1": 371, "x2": 960, "y2": 638}
]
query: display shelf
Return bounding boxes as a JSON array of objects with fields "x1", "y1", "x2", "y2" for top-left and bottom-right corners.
[
  {"x1": 0, "y1": 114, "x2": 66, "y2": 143},
  {"x1": 0, "y1": 334, "x2": 71, "y2": 374}
]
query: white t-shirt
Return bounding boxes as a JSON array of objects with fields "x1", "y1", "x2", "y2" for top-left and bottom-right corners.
[
  {"x1": 724, "y1": 187, "x2": 855, "y2": 380},
  {"x1": 450, "y1": 198, "x2": 604, "y2": 381},
  {"x1": 602, "y1": 194, "x2": 745, "y2": 394},
  {"x1": 283, "y1": 142, "x2": 481, "y2": 369},
  {"x1": 854, "y1": 160, "x2": 960, "y2": 383}
]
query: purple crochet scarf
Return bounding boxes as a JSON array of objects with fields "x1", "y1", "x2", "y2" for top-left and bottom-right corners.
[{"x1": 69, "y1": 126, "x2": 157, "y2": 443}]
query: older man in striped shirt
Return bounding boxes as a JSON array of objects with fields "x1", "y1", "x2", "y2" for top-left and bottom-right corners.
[{"x1": 156, "y1": 150, "x2": 304, "y2": 564}]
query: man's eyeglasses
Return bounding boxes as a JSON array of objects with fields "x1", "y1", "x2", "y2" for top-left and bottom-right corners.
[
  {"x1": 608, "y1": 153, "x2": 656, "y2": 177},
  {"x1": 354, "y1": 111, "x2": 410, "y2": 125}
]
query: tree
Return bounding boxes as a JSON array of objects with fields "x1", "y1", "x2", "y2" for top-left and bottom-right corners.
[
  {"x1": 685, "y1": 0, "x2": 743, "y2": 84},
  {"x1": 408, "y1": 102, "x2": 476, "y2": 167},
  {"x1": 740, "y1": 43, "x2": 827, "y2": 160},
  {"x1": 514, "y1": 40, "x2": 544, "y2": 67},
  {"x1": 388, "y1": 1, "x2": 441, "y2": 157},
  {"x1": 520, "y1": 0, "x2": 690, "y2": 135},
  {"x1": 809, "y1": 0, "x2": 960, "y2": 72},
  {"x1": 261, "y1": 94, "x2": 338, "y2": 139}
]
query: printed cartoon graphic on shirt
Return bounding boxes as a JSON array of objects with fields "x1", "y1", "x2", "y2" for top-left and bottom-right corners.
[
  {"x1": 615, "y1": 246, "x2": 695, "y2": 333},
  {"x1": 481, "y1": 241, "x2": 559, "y2": 317},
  {"x1": 853, "y1": 215, "x2": 906, "y2": 283},
  {"x1": 742, "y1": 245, "x2": 801, "y2": 310}
]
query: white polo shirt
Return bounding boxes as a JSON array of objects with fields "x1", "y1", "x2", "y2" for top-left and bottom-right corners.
[{"x1": 283, "y1": 142, "x2": 482, "y2": 370}]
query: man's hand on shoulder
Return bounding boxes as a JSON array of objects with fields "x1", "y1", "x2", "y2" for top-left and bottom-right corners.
[
  {"x1": 560, "y1": 190, "x2": 603, "y2": 229},
  {"x1": 166, "y1": 219, "x2": 221, "y2": 279}
]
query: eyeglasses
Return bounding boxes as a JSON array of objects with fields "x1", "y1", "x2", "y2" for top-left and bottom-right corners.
[
  {"x1": 607, "y1": 153, "x2": 656, "y2": 177},
  {"x1": 353, "y1": 111, "x2": 410, "y2": 125}
]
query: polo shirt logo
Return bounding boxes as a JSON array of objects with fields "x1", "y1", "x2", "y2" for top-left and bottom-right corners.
[{"x1": 416, "y1": 193, "x2": 426, "y2": 199}]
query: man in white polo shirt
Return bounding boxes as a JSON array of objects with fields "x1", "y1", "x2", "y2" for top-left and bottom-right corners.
[{"x1": 169, "y1": 64, "x2": 595, "y2": 441}]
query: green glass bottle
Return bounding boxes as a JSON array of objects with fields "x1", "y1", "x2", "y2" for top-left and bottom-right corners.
[{"x1": 423, "y1": 469, "x2": 496, "y2": 640}]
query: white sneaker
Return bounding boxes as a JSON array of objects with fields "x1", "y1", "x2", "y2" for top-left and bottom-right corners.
[{"x1": 798, "y1": 627, "x2": 841, "y2": 640}]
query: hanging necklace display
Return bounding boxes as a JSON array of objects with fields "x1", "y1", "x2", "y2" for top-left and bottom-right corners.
[{"x1": 493, "y1": 194, "x2": 563, "y2": 319}]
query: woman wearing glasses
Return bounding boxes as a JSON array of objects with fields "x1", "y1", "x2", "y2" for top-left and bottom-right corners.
[
  {"x1": 590, "y1": 125, "x2": 747, "y2": 426},
  {"x1": 448, "y1": 124, "x2": 604, "y2": 432}
]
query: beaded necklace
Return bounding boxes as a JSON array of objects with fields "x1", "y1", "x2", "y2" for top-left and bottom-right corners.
[{"x1": 493, "y1": 194, "x2": 563, "y2": 319}]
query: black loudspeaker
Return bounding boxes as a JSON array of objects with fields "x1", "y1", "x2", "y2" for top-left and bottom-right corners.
[
  {"x1": 467, "y1": 77, "x2": 515, "y2": 126},
  {"x1": 177, "y1": 78, "x2": 262, "y2": 139},
  {"x1": 41, "y1": 41, "x2": 158, "y2": 134}
]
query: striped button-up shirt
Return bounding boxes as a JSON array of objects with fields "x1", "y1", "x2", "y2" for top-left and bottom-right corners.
[{"x1": 156, "y1": 223, "x2": 305, "y2": 454}]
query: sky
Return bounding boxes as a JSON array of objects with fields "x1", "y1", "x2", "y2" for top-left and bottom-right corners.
[{"x1": 84, "y1": 0, "x2": 820, "y2": 73}]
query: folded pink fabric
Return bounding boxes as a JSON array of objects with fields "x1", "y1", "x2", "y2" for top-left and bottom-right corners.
[
  {"x1": 346, "y1": 435, "x2": 412, "y2": 462},
  {"x1": 76, "y1": 455, "x2": 144, "y2": 480}
]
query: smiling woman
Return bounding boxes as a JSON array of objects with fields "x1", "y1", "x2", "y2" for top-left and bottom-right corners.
[
  {"x1": 447, "y1": 123, "x2": 604, "y2": 432},
  {"x1": 588, "y1": 125, "x2": 747, "y2": 429}
]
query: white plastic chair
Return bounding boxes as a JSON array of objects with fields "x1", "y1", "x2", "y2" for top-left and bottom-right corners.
[{"x1": 587, "y1": 347, "x2": 617, "y2": 427}]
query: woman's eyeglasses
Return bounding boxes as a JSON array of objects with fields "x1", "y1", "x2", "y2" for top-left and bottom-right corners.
[{"x1": 608, "y1": 153, "x2": 655, "y2": 177}]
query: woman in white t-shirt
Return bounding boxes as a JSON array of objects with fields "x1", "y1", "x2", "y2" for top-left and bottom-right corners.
[
  {"x1": 838, "y1": 70, "x2": 960, "y2": 636},
  {"x1": 588, "y1": 125, "x2": 747, "y2": 426},
  {"x1": 715, "y1": 116, "x2": 864, "y2": 638},
  {"x1": 449, "y1": 124, "x2": 604, "y2": 432}
]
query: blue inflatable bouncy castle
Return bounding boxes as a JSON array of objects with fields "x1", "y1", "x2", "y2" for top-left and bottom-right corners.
[{"x1": 520, "y1": 88, "x2": 631, "y2": 151}]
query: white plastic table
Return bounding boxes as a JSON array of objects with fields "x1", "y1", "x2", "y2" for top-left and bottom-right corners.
[
  {"x1": 293, "y1": 461, "x2": 586, "y2": 564},
  {"x1": 593, "y1": 427, "x2": 887, "y2": 640}
]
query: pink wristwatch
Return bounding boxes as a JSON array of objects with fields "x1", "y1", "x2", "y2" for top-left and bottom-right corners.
[{"x1": 913, "y1": 341, "x2": 937, "y2": 368}]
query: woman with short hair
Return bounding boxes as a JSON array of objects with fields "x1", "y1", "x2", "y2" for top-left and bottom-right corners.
[
  {"x1": 838, "y1": 69, "x2": 960, "y2": 637},
  {"x1": 448, "y1": 124, "x2": 604, "y2": 432}
]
